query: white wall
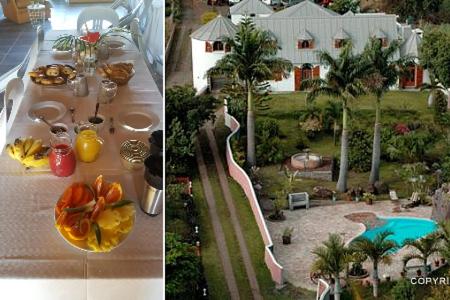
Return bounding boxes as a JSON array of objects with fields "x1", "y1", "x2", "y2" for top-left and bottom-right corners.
[
  {"x1": 231, "y1": 14, "x2": 272, "y2": 25},
  {"x1": 191, "y1": 38, "x2": 227, "y2": 93},
  {"x1": 267, "y1": 70, "x2": 295, "y2": 92}
]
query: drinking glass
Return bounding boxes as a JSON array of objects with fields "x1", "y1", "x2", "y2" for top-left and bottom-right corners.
[{"x1": 97, "y1": 80, "x2": 118, "y2": 104}]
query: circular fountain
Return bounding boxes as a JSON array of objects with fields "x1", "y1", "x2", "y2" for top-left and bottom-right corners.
[{"x1": 291, "y1": 150, "x2": 323, "y2": 170}]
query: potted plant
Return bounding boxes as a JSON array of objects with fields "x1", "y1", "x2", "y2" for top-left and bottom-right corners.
[
  {"x1": 363, "y1": 192, "x2": 376, "y2": 205},
  {"x1": 282, "y1": 227, "x2": 294, "y2": 245},
  {"x1": 268, "y1": 191, "x2": 287, "y2": 222}
]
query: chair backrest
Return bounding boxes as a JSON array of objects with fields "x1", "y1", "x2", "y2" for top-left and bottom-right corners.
[
  {"x1": 111, "y1": 0, "x2": 131, "y2": 12},
  {"x1": 0, "y1": 78, "x2": 24, "y2": 151},
  {"x1": 130, "y1": 18, "x2": 152, "y2": 67},
  {"x1": 77, "y1": 7, "x2": 120, "y2": 34},
  {"x1": 118, "y1": 0, "x2": 144, "y2": 28}
]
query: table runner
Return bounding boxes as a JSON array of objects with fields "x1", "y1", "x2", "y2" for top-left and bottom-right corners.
[{"x1": 0, "y1": 30, "x2": 163, "y2": 299}]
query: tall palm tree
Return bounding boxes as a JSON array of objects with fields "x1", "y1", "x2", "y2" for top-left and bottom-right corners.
[
  {"x1": 403, "y1": 233, "x2": 440, "y2": 277},
  {"x1": 324, "y1": 100, "x2": 343, "y2": 146},
  {"x1": 312, "y1": 234, "x2": 350, "y2": 300},
  {"x1": 351, "y1": 230, "x2": 398, "y2": 298},
  {"x1": 304, "y1": 43, "x2": 372, "y2": 191},
  {"x1": 209, "y1": 17, "x2": 292, "y2": 166},
  {"x1": 362, "y1": 38, "x2": 406, "y2": 184}
]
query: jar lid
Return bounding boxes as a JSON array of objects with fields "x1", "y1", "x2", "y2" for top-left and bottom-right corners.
[{"x1": 120, "y1": 140, "x2": 150, "y2": 164}]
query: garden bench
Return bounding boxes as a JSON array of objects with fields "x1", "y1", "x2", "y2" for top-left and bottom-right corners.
[{"x1": 288, "y1": 192, "x2": 310, "y2": 210}]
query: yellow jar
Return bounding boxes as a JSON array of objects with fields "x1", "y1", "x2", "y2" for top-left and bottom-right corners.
[{"x1": 75, "y1": 128, "x2": 103, "y2": 162}]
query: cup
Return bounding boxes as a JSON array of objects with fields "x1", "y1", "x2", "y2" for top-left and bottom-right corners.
[{"x1": 97, "y1": 80, "x2": 118, "y2": 104}]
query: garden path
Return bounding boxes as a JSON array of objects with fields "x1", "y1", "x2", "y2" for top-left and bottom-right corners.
[
  {"x1": 204, "y1": 123, "x2": 263, "y2": 300},
  {"x1": 195, "y1": 139, "x2": 240, "y2": 299}
]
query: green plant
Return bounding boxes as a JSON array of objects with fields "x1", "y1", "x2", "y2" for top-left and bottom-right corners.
[
  {"x1": 201, "y1": 11, "x2": 218, "y2": 24},
  {"x1": 295, "y1": 130, "x2": 310, "y2": 150},
  {"x1": 256, "y1": 119, "x2": 284, "y2": 165},
  {"x1": 403, "y1": 233, "x2": 440, "y2": 277},
  {"x1": 349, "y1": 128, "x2": 372, "y2": 172},
  {"x1": 434, "y1": 90, "x2": 450, "y2": 125},
  {"x1": 256, "y1": 119, "x2": 280, "y2": 138},
  {"x1": 268, "y1": 191, "x2": 286, "y2": 221},
  {"x1": 391, "y1": 279, "x2": 415, "y2": 300},
  {"x1": 283, "y1": 227, "x2": 294, "y2": 237}
]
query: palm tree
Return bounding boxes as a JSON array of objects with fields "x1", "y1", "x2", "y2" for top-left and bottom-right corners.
[
  {"x1": 362, "y1": 38, "x2": 407, "y2": 184},
  {"x1": 209, "y1": 17, "x2": 292, "y2": 166},
  {"x1": 403, "y1": 233, "x2": 440, "y2": 277},
  {"x1": 421, "y1": 73, "x2": 445, "y2": 108},
  {"x1": 324, "y1": 100, "x2": 343, "y2": 146},
  {"x1": 304, "y1": 43, "x2": 372, "y2": 192},
  {"x1": 351, "y1": 230, "x2": 398, "y2": 298},
  {"x1": 312, "y1": 233, "x2": 350, "y2": 300}
]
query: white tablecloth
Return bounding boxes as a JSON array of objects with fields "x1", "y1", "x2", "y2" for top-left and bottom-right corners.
[{"x1": 0, "y1": 31, "x2": 163, "y2": 300}]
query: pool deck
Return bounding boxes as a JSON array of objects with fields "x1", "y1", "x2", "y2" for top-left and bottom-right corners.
[{"x1": 267, "y1": 200, "x2": 435, "y2": 290}]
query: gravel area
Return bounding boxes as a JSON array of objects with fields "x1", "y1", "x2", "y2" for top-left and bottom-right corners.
[{"x1": 267, "y1": 200, "x2": 434, "y2": 290}]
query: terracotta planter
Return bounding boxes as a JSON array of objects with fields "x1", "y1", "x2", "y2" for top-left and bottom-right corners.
[
  {"x1": 282, "y1": 235, "x2": 291, "y2": 245},
  {"x1": 366, "y1": 198, "x2": 373, "y2": 205}
]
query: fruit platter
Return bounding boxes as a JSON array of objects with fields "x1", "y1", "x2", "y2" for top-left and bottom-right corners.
[
  {"x1": 28, "y1": 64, "x2": 76, "y2": 86},
  {"x1": 55, "y1": 175, "x2": 135, "y2": 252},
  {"x1": 5, "y1": 137, "x2": 49, "y2": 169}
]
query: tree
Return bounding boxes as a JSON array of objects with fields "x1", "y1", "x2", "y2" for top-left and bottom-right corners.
[
  {"x1": 421, "y1": 73, "x2": 446, "y2": 107},
  {"x1": 165, "y1": 233, "x2": 202, "y2": 298},
  {"x1": 304, "y1": 42, "x2": 372, "y2": 192},
  {"x1": 420, "y1": 24, "x2": 450, "y2": 108},
  {"x1": 311, "y1": 234, "x2": 350, "y2": 300},
  {"x1": 329, "y1": 0, "x2": 359, "y2": 14},
  {"x1": 391, "y1": 279, "x2": 415, "y2": 300},
  {"x1": 324, "y1": 100, "x2": 342, "y2": 146},
  {"x1": 166, "y1": 119, "x2": 196, "y2": 175},
  {"x1": 362, "y1": 38, "x2": 408, "y2": 184},
  {"x1": 403, "y1": 233, "x2": 440, "y2": 277},
  {"x1": 351, "y1": 231, "x2": 398, "y2": 298},
  {"x1": 209, "y1": 17, "x2": 292, "y2": 166}
]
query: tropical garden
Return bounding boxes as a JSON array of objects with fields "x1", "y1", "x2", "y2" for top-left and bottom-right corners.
[{"x1": 208, "y1": 13, "x2": 450, "y2": 300}]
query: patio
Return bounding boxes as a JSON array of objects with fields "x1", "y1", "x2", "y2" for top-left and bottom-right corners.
[{"x1": 267, "y1": 200, "x2": 434, "y2": 290}]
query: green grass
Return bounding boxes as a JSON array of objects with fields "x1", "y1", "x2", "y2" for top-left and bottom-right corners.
[{"x1": 191, "y1": 177, "x2": 231, "y2": 299}]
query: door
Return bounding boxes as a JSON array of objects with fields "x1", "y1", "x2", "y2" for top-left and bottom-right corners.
[{"x1": 294, "y1": 67, "x2": 302, "y2": 91}]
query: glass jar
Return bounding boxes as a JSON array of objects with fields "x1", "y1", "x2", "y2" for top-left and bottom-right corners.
[
  {"x1": 49, "y1": 133, "x2": 76, "y2": 177},
  {"x1": 75, "y1": 124, "x2": 104, "y2": 163}
]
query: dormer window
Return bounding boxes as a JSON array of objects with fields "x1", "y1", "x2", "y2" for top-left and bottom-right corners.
[
  {"x1": 297, "y1": 29, "x2": 314, "y2": 50},
  {"x1": 213, "y1": 41, "x2": 224, "y2": 51},
  {"x1": 333, "y1": 28, "x2": 350, "y2": 49},
  {"x1": 205, "y1": 41, "x2": 228, "y2": 53},
  {"x1": 373, "y1": 29, "x2": 388, "y2": 47}
]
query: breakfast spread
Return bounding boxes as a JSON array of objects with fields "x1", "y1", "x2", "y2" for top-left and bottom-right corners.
[{"x1": 29, "y1": 64, "x2": 77, "y2": 86}]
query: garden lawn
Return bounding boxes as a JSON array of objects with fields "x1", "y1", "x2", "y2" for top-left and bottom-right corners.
[{"x1": 257, "y1": 90, "x2": 432, "y2": 199}]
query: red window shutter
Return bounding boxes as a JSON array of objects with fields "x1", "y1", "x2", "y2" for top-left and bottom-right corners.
[
  {"x1": 297, "y1": 40, "x2": 302, "y2": 49},
  {"x1": 205, "y1": 42, "x2": 212, "y2": 53},
  {"x1": 334, "y1": 39, "x2": 340, "y2": 48},
  {"x1": 416, "y1": 66, "x2": 423, "y2": 87},
  {"x1": 310, "y1": 40, "x2": 314, "y2": 49},
  {"x1": 312, "y1": 66, "x2": 320, "y2": 78}
]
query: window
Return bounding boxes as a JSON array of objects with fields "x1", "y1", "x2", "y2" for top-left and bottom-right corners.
[
  {"x1": 334, "y1": 39, "x2": 347, "y2": 48},
  {"x1": 205, "y1": 41, "x2": 213, "y2": 52},
  {"x1": 297, "y1": 39, "x2": 314, "y2": 49},
  {"x1": 250, "y1": 13, "x2": 256, "y2": 17},
  {"x1": 378, "y1": 38, "x2": 388, "y2": 47},
  {"x1": 213, "y1": 41, "x2": 224, "y2": 51}
]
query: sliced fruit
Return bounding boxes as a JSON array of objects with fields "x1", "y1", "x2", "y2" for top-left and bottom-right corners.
[
  {"x1": 55, "y1": 211, "x2": 68, "y2": 229},
  {"x1": 91, "y1": 196, "x2": 106, "y2": 221},
  {"x1": 92, "y1": 175, "x2": 104, "y2": 198},
  {"x1": 104, "y1": 182, "x2": 123, "y2": 203},
  {"x1": 71, "y1": 183, "x2": 85, "y2": 206},
  {"x1": 67, "y1": 218, "x2": 90, "y2": 240},
  {"x1": 62, "y1": 212, "x2": 84, "y2": 232}
]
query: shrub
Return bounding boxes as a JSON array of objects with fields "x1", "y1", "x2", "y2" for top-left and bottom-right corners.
[
  {"x1": 349, "y1": 129, "x2": 372, "y2": 172},
  {"x1": 434, "y1": 90, "x2": 449, "y2": 125},
  {"x1": 295, "y1": 130, "x2": 310, "y2": 150},
  {"x1": 441, "y1": 156, "x2": 450, "y2": 182},
  {"x1": 256, "y1": 133, "x2": 284, "y2": 165},
  {"x1": 391, "y1": 279, "x2": 415, "y2": 300},
  {"x1": 256, "y1": 118, "x2": 280, "y2": 137},
  {"x1": 201, "y1": 11, "x2": 218, "y2": 24}
]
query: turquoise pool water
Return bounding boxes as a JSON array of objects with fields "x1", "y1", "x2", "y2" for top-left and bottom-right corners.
[{"x1": 359, "y1": 217, "x2": 438, "y2": 250}]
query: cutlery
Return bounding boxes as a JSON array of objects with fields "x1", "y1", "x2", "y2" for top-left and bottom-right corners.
[
  {"x1": 69, "y1": 107, "x2": 75, "y2": 123},
  {"x1": 38, "y1": 115, "x2": 53, "y2": 127},
  {"x1": 94, "y1": 102, "x2": 99, "y2": 119},
  {"x1": 109, "y1": 117, "x2": 115, "y2": 134}
]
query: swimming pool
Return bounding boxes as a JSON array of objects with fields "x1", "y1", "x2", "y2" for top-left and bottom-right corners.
[{"x1": 358, "y1": 217, "x2": 438, "y2": 250}]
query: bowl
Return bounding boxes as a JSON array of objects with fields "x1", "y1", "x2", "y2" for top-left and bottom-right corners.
[
  {"x1": 49, "y1": 123, "x2": 68, "y2": 138},
  {"x1": 87, "y1": 114, "x2": 105, "y2": 131}
]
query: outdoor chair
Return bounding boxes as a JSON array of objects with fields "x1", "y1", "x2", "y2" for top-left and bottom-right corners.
[
  {"x1": 389, "y1": 190, "x2": 399, "y2": 201},
  {"x1": 401, "y1": 192, "x2": 420, "y2": 209},
  {"x1": 0, "y1": 78, "x2": 24, "y2": 152},
  {"x1": 77, "y1": 7, "x2": 120, "y2": 34},
  {"x1": 288, "y1": 192, "x2": 310, "y2": 210}
]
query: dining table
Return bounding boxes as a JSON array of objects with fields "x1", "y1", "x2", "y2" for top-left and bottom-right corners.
[{"x1": 0, "y1": 30, "x2": 163, "y2": 300}]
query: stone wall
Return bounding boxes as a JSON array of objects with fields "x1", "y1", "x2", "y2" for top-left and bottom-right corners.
[{"x1": 432, "y1": 188, "x2": 450, "y2": 222}]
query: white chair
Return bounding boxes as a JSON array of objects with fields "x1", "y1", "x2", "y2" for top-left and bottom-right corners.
[
  {"x1": 0, "y1": 78, "x2": 24, "y2": 152},
  {"x1": 288, "y1": 192, "x2": 310, "y2": 210},
  {"x1": 118, "y1": 0, "x2": 143, "y2": 28},
  {"x1": 77, "y1": 7, "x2": 120, "y2": 34}
]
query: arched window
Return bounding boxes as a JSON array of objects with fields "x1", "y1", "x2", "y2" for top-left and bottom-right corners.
[
  {"x1": 302, "y1": 40, "x2": 310, "y2": 48},
  {"x1": 213, "y1": 41, "x2": 224, "y2": 51},
  {"x1": 297, "y1": 39, "x2": 314, "y2": 49}
]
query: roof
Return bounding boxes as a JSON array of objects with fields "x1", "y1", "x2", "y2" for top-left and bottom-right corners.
[
  {"x1": 271, "y1": 0, "x2": 339, "y2": 18},
  {"x1": 191, "y1": 15, "x2": 237, "y2": 41},
  {"x1": 253, "y1": 14, "x2": 399, "y2": 64},
  {"x1": 401, "y1": 31, "x2": 421, "y2": 57},
  {"x1": 230, "y1": 0, "x2": 273, "y2": 16},
  {"x1": 333, "y1": 28, "x2": 350, "y2": 40},
  {"x1": 298, "y1": 28, "x2": 313, "y2": 40}
]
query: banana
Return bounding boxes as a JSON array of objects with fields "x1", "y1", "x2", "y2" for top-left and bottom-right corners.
[
  {"x1": 13, "y1": 138, "x2": 25, "y2": 160},
  {"x1": 22, "y1": 154, "x2": 49, "y2": 168},
  {"x1": 23, "y1": 137, "x2": 34, "y2": 156},
  {"x1": 26, "y1": 139, "x2": 43, "y2": 157},
  {"x1": 5, "y1": 144, "x2": 15, "y2": 160}
]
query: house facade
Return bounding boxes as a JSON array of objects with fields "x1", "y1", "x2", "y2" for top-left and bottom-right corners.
[{"x1": 191, "y1": 0, "x2": 428, "y2": 93}]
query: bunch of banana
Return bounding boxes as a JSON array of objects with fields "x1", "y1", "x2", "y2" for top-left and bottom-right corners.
[{"x1": 5, "y1": 137, "x2": 50, "y2": 168}]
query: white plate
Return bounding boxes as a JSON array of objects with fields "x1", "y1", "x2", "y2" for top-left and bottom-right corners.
[
  {"x1": 108, "y1": 40, "x2": 126, "y2": 49},
  {"x1": 117, "y1": 110, "x2": 159, "y2": 132},
  {"x1": 28, "y1": 101, "x2": 67, "y2": 123}
]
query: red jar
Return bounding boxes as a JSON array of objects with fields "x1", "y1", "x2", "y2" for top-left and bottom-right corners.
[{"x1": 49, "y1": 133, "x2": 76, "y2": 177}]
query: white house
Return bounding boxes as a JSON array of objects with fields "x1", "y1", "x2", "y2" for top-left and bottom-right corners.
[
  {"x1": 191, "y1": 0, "x2": 428, "y2": 93},
  {"x1": 230, "y1": 0, "x2": 273, "y2": 24}
]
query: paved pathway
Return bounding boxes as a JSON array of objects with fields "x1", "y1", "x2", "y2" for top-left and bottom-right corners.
[
  {"x1": 204, "y1": 123, "x2": 263, "y2": 300},
  {"x1": 195, "y1": 140, "x2": 240, "y2": 300}
]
